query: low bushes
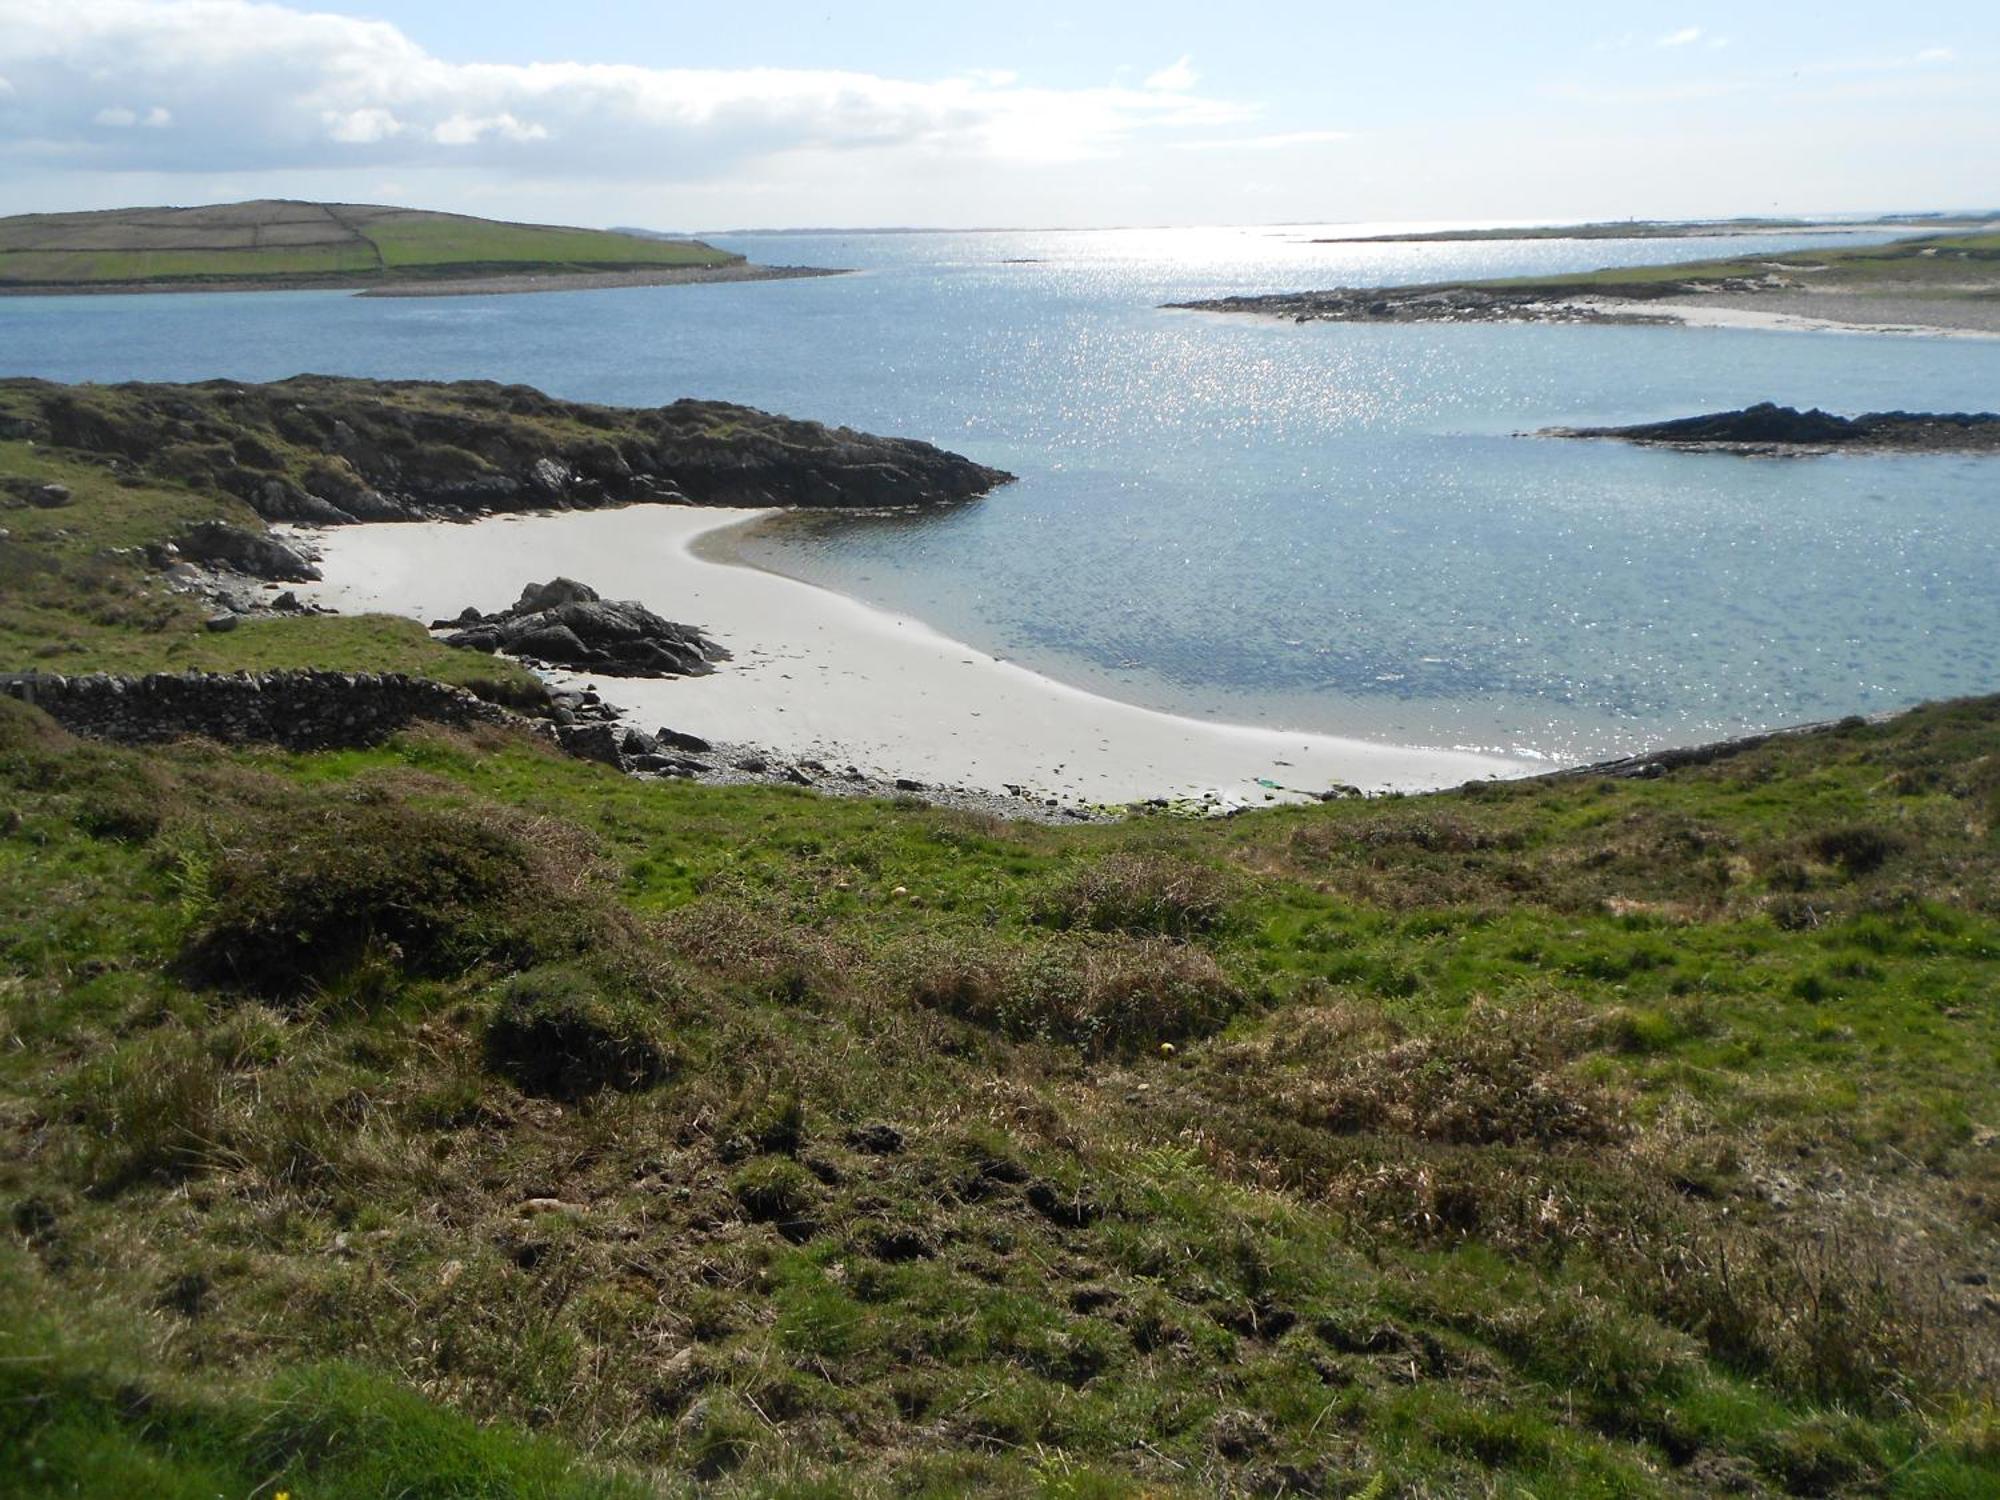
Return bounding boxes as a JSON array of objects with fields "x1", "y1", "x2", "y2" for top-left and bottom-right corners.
[
  {"x1": 180, "y1": 790, "x2": 621, "y2": 999},
  {"x1": 482, "y1": 963, "x2": 672, "y2": 1101},
  {"x1": 1033, "y1": 852, "x2": 1235, "y2": 938},
  {"x1": 894, "y1": 930, "x2": 1243, "y2": 1054}
]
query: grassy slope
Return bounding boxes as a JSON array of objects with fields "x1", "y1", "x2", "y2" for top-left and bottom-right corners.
[
  {"x1": 0, "y1": 201, "x2": 739, "y2": 290},
  {"x1": 0, "y1": 437, "x2": 541, "y2": 693},
  {"x1": 3, "y1": 383, "x2": 1998, "y2": 1495},
  {"x1": 1483, "y1": 231, "x2": 2000, "y2": 299},
  {"x1": 2, "y1": 694, "x2": 1997, "y2": 1497}
]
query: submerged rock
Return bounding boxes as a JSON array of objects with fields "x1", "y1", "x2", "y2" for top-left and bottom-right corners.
[{"x1": 440, "y1": 577, "x2": 728, "y2": 679}]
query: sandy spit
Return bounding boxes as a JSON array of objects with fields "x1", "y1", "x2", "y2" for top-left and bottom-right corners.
[{"x1": 290, "y1": 505, "x2": 1531, "y2": 808}]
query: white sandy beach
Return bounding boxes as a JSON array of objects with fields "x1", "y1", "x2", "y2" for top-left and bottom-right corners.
[
  {"x1": 1569, "y1": 294, "x2": 2000, "y2": 340},
  {"x1": 291, "y1": 505, "x2": 1530, "y2": 807}
]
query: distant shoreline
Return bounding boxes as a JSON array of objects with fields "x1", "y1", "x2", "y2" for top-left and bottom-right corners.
[
  {"x1": 1307, "y1": 215, "x2": 1996, "y2": 244},
  {"x1": 0, "y1": 262, "x2": 851, "y2": 300},
  {"x1": 1170, "y1": 224, "x2": 2000, "y2": 338}
]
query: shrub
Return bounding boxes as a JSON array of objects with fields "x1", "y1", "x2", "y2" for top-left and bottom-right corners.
[
  {"x1": 1035, "y1": 853, "x2": 1233, "y2": 937},
  {"x1": 1265, "y1": 1002, "x2": 1622, "y2": 1149},
  {"x1": 181, "y1": 793, "x2": 618, "y2": 999},
  {"x1": 895, "y1": 932, "x2": 1242, "y2": 1054},
  {"x1": 1812, "y1": 824, "x2": 1905, "y2": 877},
  {"x1": 482, "y1": 964, "x2": 671, "y2": 1101}
]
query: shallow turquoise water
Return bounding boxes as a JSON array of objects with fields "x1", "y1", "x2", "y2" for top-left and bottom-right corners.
[{"x1": 3, "y1": 223, "x2": 1996, "y2": 761}]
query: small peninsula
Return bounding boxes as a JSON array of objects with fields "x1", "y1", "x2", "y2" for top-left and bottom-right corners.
[
  {"x1": 0, "y1": 199, "x2": 845, "y2": 297},
  {"x1": 1172, "y1": 226, "x2": 2000, "y2": 336},
  {"x1": 1309, "y1": 213, "x2": 1999, "y2": 244}
]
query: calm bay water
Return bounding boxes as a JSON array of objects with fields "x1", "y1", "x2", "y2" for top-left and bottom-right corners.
[{"x1": 3, "y1": 223, "x2": 1997, "y2": 762}]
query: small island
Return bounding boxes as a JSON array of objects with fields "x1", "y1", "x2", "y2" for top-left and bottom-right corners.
[
  {"x1": 1541, "y1": 402, "x2": 2000, "y2": 455},
  {"x1": 1171, "y1": 225, "x2": 2000, "y2": 336},
  {"x1": 0, "y1": 199, "x2": 845, "y2": 297}
]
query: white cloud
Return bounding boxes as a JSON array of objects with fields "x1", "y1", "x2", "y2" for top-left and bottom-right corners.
[
  {"x1": 0, "y1": 1, "x2": 1248, "y2": 179},
  {"x1": 1177, "y1": 129, "x2": 1351, "y2": 152},
  {"x1": 0, "y1": 74, "x2": 14, "y2": 97},
  {"x1": 324, "y1": 107, "x2": 401, "y2": 144},
  {"x1": 433, "y1": 113, "x2": 549, "y2": 146},
  {"x1": 1657, "y1": 27, "x2": 1703, "y2": 48},
  {"x1": 143, "y1": 105, "x2": 171, "y2": 127},
  {"x1": 1915, "y1": 47, "x2": 1955, "y2": 64}
]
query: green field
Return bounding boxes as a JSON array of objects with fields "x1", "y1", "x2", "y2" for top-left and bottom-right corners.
[
  {"x1": 0, "y1": 200, "x2": 741, "y2": 290},
  {"x1": 4, "y1": 393, "x2": 1998, "y2": 1496},
  {"x1": 1485, "y1": 229, "x2": 2000, "y2": 298}
]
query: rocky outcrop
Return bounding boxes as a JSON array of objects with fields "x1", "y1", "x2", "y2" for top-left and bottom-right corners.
[
  {"x1": 1543, "y1": 403, "x2": 2000, "y2": 454},
  {"x1": 1, "y1": 375, "x2": 1013, "y2": 527},
  {"x1": 1166, "y1": 284, "x2": 1691, "y2": 326},
  {"x1": 0, "y1": 670, "x2": 520, "y2": 750},
  {"x1": 437, "y1": 578, "x2": 727, "y2": 679},
  {"x1": 172, "y1": 519, "x2": 321, "y2": 581}
]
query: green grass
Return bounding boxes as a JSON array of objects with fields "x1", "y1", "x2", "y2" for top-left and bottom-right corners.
[
  {"x1": 0, "y1": 201, "x2": 740, "y2": 289},
  {"x1": 1481, "y1": 229, "x2": 2000, "y2": 298},
  {"x1": 366, "y1": 217, "x2": 735, "y2": 273},
  {"x1": 0, "y1": 242, "x2": 382, "y2": 286},
  {"x1": 2, "y1": 689, "x2": 1996, "y2": 1494},
  {"x1": 0, "y1": 438, "x2": 541, "y2": 693}
]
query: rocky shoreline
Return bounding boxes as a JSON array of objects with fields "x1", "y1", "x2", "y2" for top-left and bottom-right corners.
[
  {"x1": 1165, "y1": 283, "x2": 1684, "y2": 326},
  {"x1": 0, "y1": 375, "x2": 1013, "y2": 528},
  {"x1": 1540, "y1": 403, "x2": 2000, "y2": 455}
]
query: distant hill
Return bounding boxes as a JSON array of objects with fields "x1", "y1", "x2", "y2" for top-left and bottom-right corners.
[{"x1": 0, "y1": 200, "x2": 743, "y2": 292}]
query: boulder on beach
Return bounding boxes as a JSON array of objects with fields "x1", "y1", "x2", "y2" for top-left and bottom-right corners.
[
  {"x1": 173, "y1": 520, "x2": 322, "y2": 581},
  {"x1": 439, "y1": 577, "x2": 728, "y2": 679}
]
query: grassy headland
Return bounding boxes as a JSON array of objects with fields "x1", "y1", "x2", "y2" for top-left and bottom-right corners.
[
  {"x1": 1174, "y1": 229, "x2": 2000, "y2": 335},
  {"x1": 3, "y1": 377, "x2": 1999, "y2": 1495},
  {"x1": 1312, "y1": 214, "x2": 2000, "y2": 243},
  {"x1": 0, "y1": 200, "x2": 824, "y2": 296}
]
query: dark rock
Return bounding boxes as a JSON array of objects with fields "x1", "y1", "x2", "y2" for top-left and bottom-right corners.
[
  {"x1": 174, "y1": 520, "x2": 321, "y2": 581},
  {"x1": 556, "y1": 721, "x2": 627, "y2": 767},
  {"x1": 443, "y1": 577, "x2": 727, "y2": 679},
  {"x1": 893, "y1": 777, "x2": 927, "y2": 793},
  {"x1": 1547, "y1": 402, "x2": 2000, "y2": 454},
  {"x1": 731, "y1": 754, "x2": 769, "y2": 774},
  {"x1": 28, "y1": 483, "x2": 71, "y2": 509},
  {"x1": 203, "y1": 611, "x2": 239, "y2": 632},
  {"x1": 655, "y1": 726, "x2": 712, "y2": 753},
  {"x1": 0, "y1": 669, "x2": 517, "y2": 752}
]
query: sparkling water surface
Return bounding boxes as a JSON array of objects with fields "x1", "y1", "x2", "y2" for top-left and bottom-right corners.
[{"x1": 3, "y1": 223, "x2": 1996, "y2": 762}]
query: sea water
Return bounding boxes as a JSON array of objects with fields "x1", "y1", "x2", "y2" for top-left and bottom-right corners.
[{"x1": 3, "y1": 223, "x2": 1996, "y2": 763}]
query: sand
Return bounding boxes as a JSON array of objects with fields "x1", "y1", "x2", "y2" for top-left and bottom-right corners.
[
  {"x1": 290, "y1": 506, "x2": 1530, "y2": 808},
  {"x1": 1642, "y1": 290, "x2": 2000, "y2": 339}
]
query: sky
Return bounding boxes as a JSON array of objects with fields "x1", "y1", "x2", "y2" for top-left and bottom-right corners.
[{"x1": 0, "y1": 0, "x2": 1993, "y2": 231}]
